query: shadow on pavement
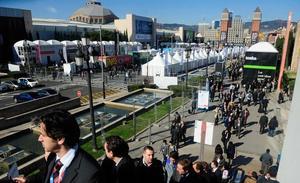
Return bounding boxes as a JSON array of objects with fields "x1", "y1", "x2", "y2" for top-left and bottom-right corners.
[
  {"x1": 246, "y1": 121, "x2": 257, "y2": 127},
  {"x1": 275, "y1": 129, "x2": 284, "y2": 136},
  {"x1": 232, "y1": 155, "x2": 253, "y2": 167},
  {"x1": 239, "y1": 130, "x2": 252, "y2": 138},
  {"x1": 179, "y1": 153, "x2": 199, "y2": 162},
  {"x1": 234, "y1": 142, "x2": 244, "y2": 147},
  {"x1": 180, "y1": 136, "x2": 196, "y2": 147}
]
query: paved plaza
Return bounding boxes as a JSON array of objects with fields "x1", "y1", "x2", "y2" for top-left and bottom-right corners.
[{"x1": 126, "y1": 79, "x2": 290, "y2": 173}]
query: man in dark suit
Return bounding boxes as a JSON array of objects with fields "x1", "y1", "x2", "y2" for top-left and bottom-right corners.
[
  {"x1": 134, "y1": 146, "x2": 165, "y2": 183},
  {"x1": 14, "y1": 109, "x2": 101, "y2": 183},
  {"x1": 103, "y1": 135, "x2": 136, "y2": 183},
  {"x1": 259, "y1": 114, "x2": 269, "y2": 134},
  {"x1": 170, "y1": 159, "x2": 198, "y2": 183}
]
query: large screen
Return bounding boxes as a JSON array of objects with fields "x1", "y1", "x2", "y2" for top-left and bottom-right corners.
[{"x1": 135, "y1": 20, "x2": 153, "y2": 34}]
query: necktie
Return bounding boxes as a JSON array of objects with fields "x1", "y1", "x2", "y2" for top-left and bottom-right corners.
[{"x1": 52, "y1": 160, "x2": 63, "y2": 183}]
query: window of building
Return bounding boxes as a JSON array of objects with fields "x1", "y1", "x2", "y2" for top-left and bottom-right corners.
[
  {"x1": 95, "y1": 19, "x2": 98, "y2": 23},
  {"x1": 90, "y1": 18, "x2": 93, "y2": 23}
]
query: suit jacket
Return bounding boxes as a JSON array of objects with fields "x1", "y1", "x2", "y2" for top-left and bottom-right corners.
[
  {"x1": 134, "y1": 157, "x2": 165, "y2": 183},
  {"x1": 114, "y1": 155, "x2": 136, "y2": 183},
  {"x1": 29, "y1": 148, "x2": 101, "y2": 183}
]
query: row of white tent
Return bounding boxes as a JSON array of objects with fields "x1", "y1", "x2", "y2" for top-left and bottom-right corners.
[{"x1": 141, "y1": 46, "x2": 246, "y2": 77}]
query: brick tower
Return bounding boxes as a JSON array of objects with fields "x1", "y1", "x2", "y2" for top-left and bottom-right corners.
[
  {"x1": 220, "y1": 8, "x2": 232, "y2": 44},
  {"x1": 251, "y1": 7, "x2": 262, "y2": 44}
]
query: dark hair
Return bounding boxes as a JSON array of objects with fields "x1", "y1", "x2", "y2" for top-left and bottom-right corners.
[
  {"x1": 105, "y1": 135, "x2": 129, "y2": 157},
  {"x1": 39, "y1": 109, "x2": 80, "y2": 148},
  {"x1": 178, "y1": 159, "x2": 192, "y2": 171},
  {"x1": 211, "y1": 160, "x2": 219, "y2": 167},
  {"x1": 143, "y1": 145, "x2": 154, "y2": 152},
  {"x1": 169, "y1": 151, "x2": 179, "y2": 160},
  {"x1": 266, "y1": 149, "x2": 270, "y2": 153},
  {"x1": 192, "y1": 161, "x2": 202, "y2": 172},
  {"x1": 251, "y1": 171, "x2": 258, "y2": 179},
  {"x1": 200, "y1": 161, "x2": 210, "y2": 172},
  {"x1": 215, "y1": 144, "x2": 223, "y2": 155}
]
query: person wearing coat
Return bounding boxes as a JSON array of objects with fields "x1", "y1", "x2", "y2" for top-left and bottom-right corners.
[{"x1": 259, "y1": 114, "x2": 268, "y2": 134}]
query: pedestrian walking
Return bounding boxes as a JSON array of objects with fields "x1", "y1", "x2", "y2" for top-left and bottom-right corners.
[
  {"x1": 268, "y1": 116, "x2": 278, "y2": 137},
  {"x1": 243, "y1": 108, "x2": 250, "y2": 126},
  {"x1": 191, "y1": 98, "x2": 197, "y2": 114},
  {"x1": 214, "y1": 107, "x2": 221, "y2": 126},
  {"x1": 221, "y1": 128, "x2": 231, "y2": 152},
  {"x1": 278, "y1": 90, "x2": 284, "y2": 104},
  {"x1": 179, "y1": 120, "x2": 186, "y2": 143},
  {"x1": 160, "y1": 140, "x2": 170, "y2": 165},
  {"x1": 226, "y1": 141, "x2": 235, "y2": 168},
  {"x1": 259, "y1": 149, "x2": 273, "y2": 174},
  {"x1": 262, "y1": 98, "x2": 269, "y2": 114},
  {"x1": 259, "y1": 114, "x2": 268, "y2": 134}
]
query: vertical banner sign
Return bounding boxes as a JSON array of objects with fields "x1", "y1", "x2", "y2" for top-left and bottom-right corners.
[
  {"x1": 197, "y1": 90, "x2": 209, "y2": 110},
  {"x1": 194, "y1": 120, "x2": 214, "y2": 145}
]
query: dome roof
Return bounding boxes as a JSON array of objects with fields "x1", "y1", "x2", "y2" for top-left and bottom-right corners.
[{"x1": 71, "y1": 0, "x2": 118, "y2": 19}]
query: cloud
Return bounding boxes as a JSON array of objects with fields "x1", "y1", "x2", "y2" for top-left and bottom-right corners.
[{"x1": 47, "y1": 6, "x2": 57, "y2": 13}]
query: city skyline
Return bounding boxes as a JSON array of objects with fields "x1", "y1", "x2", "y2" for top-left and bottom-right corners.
[{"x1": 0, "y1": 0, "x2": 299, "y2": 25}]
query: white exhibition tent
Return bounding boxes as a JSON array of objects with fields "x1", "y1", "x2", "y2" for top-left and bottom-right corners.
[{"x1": 141, "y1": 53, "x2": 166, "y2": 77}]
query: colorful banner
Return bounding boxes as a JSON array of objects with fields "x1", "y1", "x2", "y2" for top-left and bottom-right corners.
[{"x1": 97, "y1": 55, "x2": 133, "y2": 67}]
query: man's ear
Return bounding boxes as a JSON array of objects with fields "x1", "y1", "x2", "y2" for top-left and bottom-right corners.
[{"x1": 57, "y1": 137, "x2": 65, "y2": 145}]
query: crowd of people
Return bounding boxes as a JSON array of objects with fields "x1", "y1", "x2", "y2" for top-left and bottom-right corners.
[{"x1": 9, "y1": 58, "x2": 287, "y2": 183}]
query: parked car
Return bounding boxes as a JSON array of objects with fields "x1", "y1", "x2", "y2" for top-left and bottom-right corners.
[
  {"x1": 13, "y1": 92, "x2": 44, "y2": 103},
  {"x1": 1, "y1": 80, "x2": 20, "y2": 90},
  {"x1": 0, "y1": 84, "x2": 8, "y2": 92},
  {"x1": 17, "y1": 78, "x2": 39, "y2": 88},
  {"x1": 37, "y1": 88, "x2": 58, "y2": 97}
]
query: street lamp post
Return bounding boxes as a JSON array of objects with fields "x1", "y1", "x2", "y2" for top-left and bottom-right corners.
[
  {"x1": 169, "y1": 51, "x2": 174, "y2": 76},
  {"x1": 206, "y1": 46, "x2": 211, "y2": 91},
  {"x1": 75, "y1": 35, "x2": 98, "y2": 151},
  {"x1": 95, "y1": 43, "x2": 106, "y2": 99},
  {"x1": 185, "y1": 46, "x2": 192, "y2": 89}
]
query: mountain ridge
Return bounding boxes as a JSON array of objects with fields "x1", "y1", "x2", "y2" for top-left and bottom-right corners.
[{"x1": 157, "y1": 19, "x2": 296, "y2": 32}]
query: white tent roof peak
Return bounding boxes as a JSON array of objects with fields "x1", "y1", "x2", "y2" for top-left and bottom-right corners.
[
  {"x1": 47, "y1": 40, "x2": 63, "y2": 45},
  {"x1": 148, "y1": 53, "x2": 165, "y2": 66},
  {"x1": 61, "y1": 40, "x2": 77, "y2": 46},
  {"x1": 33, "y1": 40, "x2": 50, "y2": 45},
  {"x1": 247, "y1": 42, "x2": 278, "y2": 53}
]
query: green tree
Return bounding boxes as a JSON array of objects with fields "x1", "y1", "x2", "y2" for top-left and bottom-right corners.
[{"x1": 275, "y1": 30, "x2": 295, "y2": 69}]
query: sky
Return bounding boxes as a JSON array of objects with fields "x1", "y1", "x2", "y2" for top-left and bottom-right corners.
[{"x1": 0, "y1": 0, "x2": 299, "y2": 25}]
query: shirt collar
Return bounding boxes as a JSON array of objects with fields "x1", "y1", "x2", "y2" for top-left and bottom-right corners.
[
  {"x1": 114, "y1": 157, "x2": 123, "y2": 167},
  {"x1": 142, "y1": 158, "x2": 152, "y2": 167},
  {"x1": 56, "y1": 144, "x2": 78, "y2": 173}
]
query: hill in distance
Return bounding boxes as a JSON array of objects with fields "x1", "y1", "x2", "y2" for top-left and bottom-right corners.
[{"x1": 158, "y1": 19, "x2": 296, "y2": 32}]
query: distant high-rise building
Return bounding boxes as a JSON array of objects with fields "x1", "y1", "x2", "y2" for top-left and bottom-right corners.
[
  {"x1": 251, "y1": 7, "x2": 262, "y2": 44},
  {"x1": 198, "y1": 23, "x2": 210, "y2": 37},
  {"x1": 212, "y1": 20, "x2": 220, "y2": 29},
  {"x1": 227, "y1": 15, "x2": 244, "y2": 44},
  {"x1": 220, "y1": 8, "x2": 233, "y2": 43}
]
